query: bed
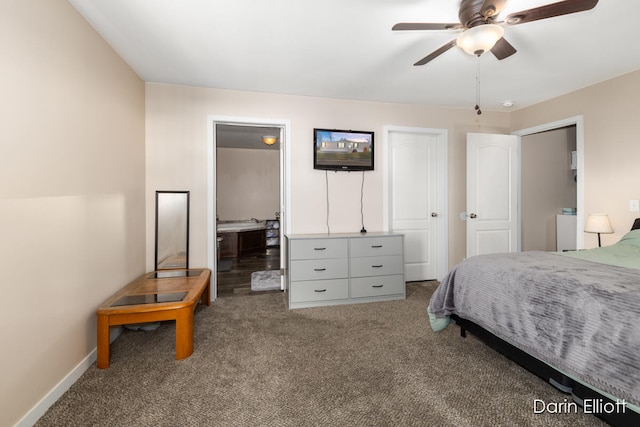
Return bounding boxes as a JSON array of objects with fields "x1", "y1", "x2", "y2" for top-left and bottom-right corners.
[{"x1": 428, "y1": 219, "x2": 640, "y2": 426}]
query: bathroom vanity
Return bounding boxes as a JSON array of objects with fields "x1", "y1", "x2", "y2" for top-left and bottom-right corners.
[{"x1": 285, "y1": 232, "x2": 405, "y2": 309}]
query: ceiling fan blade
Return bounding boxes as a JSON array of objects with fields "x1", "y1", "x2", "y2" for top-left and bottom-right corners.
[
  {"x1": 414, "y1": 39, "x2": 457, "y2": 66},
  {"x1": 503, "y1": 0, "x2": 598, "y2": 26},
  {"x1": 480, "y1": 0, "x2": 508, "y2": 19},
  {"x1": 491, "y1": 37, "x2": 517, "y2": 60},
  {"x1": 392, "y1": 22, "x2": 462, "y2": 31}
]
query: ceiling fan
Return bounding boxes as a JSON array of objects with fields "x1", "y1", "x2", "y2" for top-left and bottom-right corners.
[{"x1": 393, "y1": 0, "x2": 599, "y2": 66}]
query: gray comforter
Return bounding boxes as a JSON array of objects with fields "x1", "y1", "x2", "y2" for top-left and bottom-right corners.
[{"x1": 429, "y1": 251, "x2": 640, "y2": 406}]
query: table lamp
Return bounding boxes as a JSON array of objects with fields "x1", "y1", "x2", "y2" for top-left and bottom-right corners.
[{"x1": 584, "y1": 213, "x2": 613, "y2": 247}]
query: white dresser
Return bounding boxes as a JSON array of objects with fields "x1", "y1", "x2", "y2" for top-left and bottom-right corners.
[{"x1": 286, "y1": 232, "x2": 405, "y2": 309}]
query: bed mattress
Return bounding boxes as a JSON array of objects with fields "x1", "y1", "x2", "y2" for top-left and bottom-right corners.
[{"x1": 429, "y1": 249, "x2": 640, "y2": 408}]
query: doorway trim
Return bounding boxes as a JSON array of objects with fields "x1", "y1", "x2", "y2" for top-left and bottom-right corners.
[
  {"x1": 382, "y1": 125, "x2": 448, "y2": 281},
  {"x1": 207, "y1": 115, "x2": 292, "y2": 300},
  {"x1": 512, "y1": 115, "x2": 584, "y2": 250}
]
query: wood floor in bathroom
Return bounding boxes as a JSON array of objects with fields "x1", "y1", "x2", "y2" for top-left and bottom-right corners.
[{"x1": 216, "y1": 246, "x2": 281, "y2": 297}]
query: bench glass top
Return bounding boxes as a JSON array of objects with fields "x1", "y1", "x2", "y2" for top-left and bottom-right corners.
[{"x1": 148, "y1": 269, "x2": 205, "y2": 279}]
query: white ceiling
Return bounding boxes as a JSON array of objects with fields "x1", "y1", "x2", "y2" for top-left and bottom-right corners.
[{"x1": 70, "y1": 0, "x2": 640, "y2": 113}]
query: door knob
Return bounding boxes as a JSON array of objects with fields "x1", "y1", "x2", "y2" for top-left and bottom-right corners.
[
  {"x1": 469, "y1": 213, "x2": 477, "y2": 219},
  {"x1": 431, "y1": 212, "x2": 438, "y2": 217}
]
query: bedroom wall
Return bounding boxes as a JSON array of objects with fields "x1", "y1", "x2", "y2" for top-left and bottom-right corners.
[
  {"x1": 145, "y1": 83, "x2": 511, "y2": 273},
  {"x1": 511, "y1": 70, "x2": 640, "y2": 248},
  {"x1": 0, "y1": 1, "x2": 146, "y2": 425}
]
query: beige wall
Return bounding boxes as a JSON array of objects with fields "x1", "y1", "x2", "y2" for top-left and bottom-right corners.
[
  {"x1": 216, "y1": 147, "x2": 280, "y2": 220},
  {"x1": 145, "y1": 83, "x2": 511, "y2": 272},
  {"x1": 0, "y1": 1, "x2": 145, "y2": 425},
  {"x1": 145, "y1": 71, "x2": 640, "y2": 272},
  {"x1": 511, "y1": 70, "x2": 640, "y2": 248},
  {"x1": 521, "y1": 127, "x2": 577, "y2": 251}
]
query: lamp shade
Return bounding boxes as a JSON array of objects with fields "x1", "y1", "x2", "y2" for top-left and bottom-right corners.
[
  {"x1": 456, "y1": 24, "x2": 504, "y2": 56},
  {"x1": 262, "y1": 135, "x2": 277, "y2": 145},
  {"x1": 584, "y1": 213, "x2": 613, "y2": 234}
]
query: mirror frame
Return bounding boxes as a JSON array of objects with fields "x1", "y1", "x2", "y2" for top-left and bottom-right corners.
[{"x1": 155, "y1": 190, "x2": 190, "y2": 270}]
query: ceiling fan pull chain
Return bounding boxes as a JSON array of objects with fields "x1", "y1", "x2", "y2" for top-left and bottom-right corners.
[{"x1": 475, "y1": 55, "x2": 482, "y2": 115}]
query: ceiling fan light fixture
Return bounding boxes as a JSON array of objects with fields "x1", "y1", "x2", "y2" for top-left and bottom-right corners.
[
  {"x1": 456, "y1": 24, "x2": 504, "y2": 56},
  {"x1": 262, "y1": 135, "x2": 277, "y2": 145}
]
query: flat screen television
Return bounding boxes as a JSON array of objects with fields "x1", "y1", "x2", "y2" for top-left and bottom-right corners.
[{"x1": 313, "y1": 128, "x2": 374, "y2": 171}]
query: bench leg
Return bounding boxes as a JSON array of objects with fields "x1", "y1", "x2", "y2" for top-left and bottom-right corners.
[
  {"x1": 96, "y1": 315, "x2": 110, "y2": 369},
  {"x1": 201, "y1": 279, "x2": 211, "y2": 306},
  {"x1": 175, "y1": 307, "x2": 194, "y2": 360}
]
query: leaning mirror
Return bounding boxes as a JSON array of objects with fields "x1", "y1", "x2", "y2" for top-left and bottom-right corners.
[{"x1": 155, "y1": 191, "x2": 190, "y2": 270}]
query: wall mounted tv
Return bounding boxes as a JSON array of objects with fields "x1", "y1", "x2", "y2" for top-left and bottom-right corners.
[{"x1": 313, "y1": 128, "x2": 374, "y2": 171}]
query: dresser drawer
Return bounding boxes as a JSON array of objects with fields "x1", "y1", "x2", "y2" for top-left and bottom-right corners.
[
  {"x1": 350, "y1": 235, "x2": 403, "y2": 257},
  {"x1": 350, "y1": 255, "x2": 403, "y2": 278},
  {"x1": 350, "y1": 275, "x2": 405, "y2": 298},
  {"x1": 290, "y1": 259, "x2": 348, "y2": 281},
  {"x1": 290, "y1": 238, "x2": 348, "y2": 260},
  {"x1": 290, "y1": 279, "x2": 349, "y2": 303}
]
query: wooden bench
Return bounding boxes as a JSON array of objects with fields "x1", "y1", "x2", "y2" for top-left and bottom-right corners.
[{"x1": 96, "y1": 269, "x2": 211, "y2": 369}]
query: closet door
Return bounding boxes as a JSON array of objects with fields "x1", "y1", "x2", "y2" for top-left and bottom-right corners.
[{"x1": 387, "y1": 127, "x2": 447, "y2": 281}]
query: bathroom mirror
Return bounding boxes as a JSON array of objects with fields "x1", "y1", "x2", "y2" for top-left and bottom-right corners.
[{"x1": 155, "y1": 191, "x2": 190, "y2": 270}]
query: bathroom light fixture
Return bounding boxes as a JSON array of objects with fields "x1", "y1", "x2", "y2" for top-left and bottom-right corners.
[
  {"x1": 262, "y1": 135, "x2": 277, "y2": 145},
  {"x1": 585, "y1": 213, "x2": 613, "y2": 247},
  {"x1": 456, "y1": 24, "x2": 504, "y2": 56}
]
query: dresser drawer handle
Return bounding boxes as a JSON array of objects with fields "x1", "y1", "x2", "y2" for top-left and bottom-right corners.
[
  {"x1": 314, "y1": 268, "x2": 327, "y2": 272},
  {"x1": 372, "y1": 264, "x2": 383, "y2": 268},
  {"x1": 372, "y1": 284, "x2": 384, "y2": 288},
  {"x1": 314, "y1": 289, "x2": 327, "y2": 293},
  {"x1": 371, "y1": 245, "x2": 383, "y2": 248},
  {"x1": 314, "y1": 247, "x2": 326, "y2": 251}
]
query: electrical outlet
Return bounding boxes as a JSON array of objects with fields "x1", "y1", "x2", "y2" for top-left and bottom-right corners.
[{"x1": 630, "y1": 199, "x2": 639, "y2": 212}]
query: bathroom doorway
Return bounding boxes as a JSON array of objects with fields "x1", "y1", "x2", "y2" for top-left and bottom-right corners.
[
  {"x1": 207, "y1": 117, "x2": 291, "y2": 299},
  {"x1": 513, "y1": 116, "x2": 584, "y2": 251},
  {"x1": 520, "y1": 125, "x2": 577, "y2": 252}
]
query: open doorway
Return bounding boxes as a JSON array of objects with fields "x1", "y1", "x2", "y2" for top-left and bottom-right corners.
[
  {"x1": 513, "y1": 116, "x2": 584, "y2": 251},
  {"x1": 520, "y1": 125, "x2": 577, "y2": 251},
  {"x1": 207, "y1": 117, "x2": 291, "y2": 300},
  {"x1": 215, "y1": 124, "x2": 281, "y2": 295}
]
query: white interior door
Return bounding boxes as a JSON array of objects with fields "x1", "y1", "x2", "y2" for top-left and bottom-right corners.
[
  {"x1": 466, "y1": 133, "x2": 518, "y2": 258},
  {"x1": 387, "y1": 128, "x2": 447, "y2": 281}
]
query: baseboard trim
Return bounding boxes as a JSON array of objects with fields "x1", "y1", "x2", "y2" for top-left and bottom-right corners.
[{"x1": 15, "y1": 327, "x2": 123, "y2": 426}]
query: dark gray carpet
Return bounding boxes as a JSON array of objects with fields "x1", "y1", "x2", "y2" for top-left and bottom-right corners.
[{"x1": 36, "y1": 282, "x2": 604, "y2": 426}]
